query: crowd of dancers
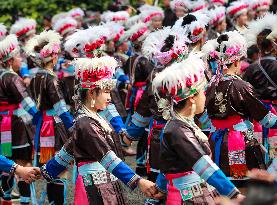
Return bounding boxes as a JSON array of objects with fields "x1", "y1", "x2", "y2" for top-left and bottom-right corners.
[{"x1": 0, "y1": 0, "x2": 276, "y2": 204}]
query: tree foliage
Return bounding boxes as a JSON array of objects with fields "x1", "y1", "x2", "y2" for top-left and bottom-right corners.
[{"x1": 0, "y1": 0, "x2": 113, "y2": 28}]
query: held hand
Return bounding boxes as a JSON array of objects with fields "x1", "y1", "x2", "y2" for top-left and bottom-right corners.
[
  {"x1": 138, "y1": 178, "x2": 157, "y2": 197},
  {"x1": 15, "y1": 166, "x2": 41, "y2": 184},
  {"x1": 153, "y1": 191, "x2": 166, "y2": 200},
  {"x1": 233, "y1": 194, "x2": 245, "y2": 204}
]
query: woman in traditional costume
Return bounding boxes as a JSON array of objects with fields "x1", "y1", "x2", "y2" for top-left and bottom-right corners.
[
  {"x1": 41, "y1": 56, "x2": 158, "y2": 205},
  {"x1": 152, "y1": 53, "x2": 243, "y2": 205},
  {"x1": 202, "y1": 31, "x2": 277, "y2": 182},
  {"x1": 25, "y1": 30, "x2": 74, "y2": 204},
  {"x1": 0, "y1": 34, "x2": 39, "y2": 204},
  {"x1": 243, "y1": 13, "x2": 277, "y2": 163}
]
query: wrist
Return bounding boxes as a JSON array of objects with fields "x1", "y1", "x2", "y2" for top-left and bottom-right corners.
[{"x1": 11, "y1": 163, "x2": 19, "y2": 176}]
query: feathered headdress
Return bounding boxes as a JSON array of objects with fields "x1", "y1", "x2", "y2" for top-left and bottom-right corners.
[
  {"x1": 69, "y1": 8, "x2": 85, "y2": 20},
  {"x1": 25, "y1": 30, "x2": 61, "y2": 63},
  {"x1": 64, "y1": 29, "x2": 89, "y2": 58},
  {"x1": 73, "y1": 56, "x2": 118, "y2": 90},
  {"x1": 101, "y1": 11, "x2": 129, "y2": 24},
  {"x1": 51, "y1": 12, "x2": 69, "y2": 26},
  {"x1": 124, "y1": 22, "x2": 150, "y2": 43},
  {"x1": 190, "y1": 0, "x2": 208, "y2": 12},
  {"x1": 209, "y1": 0, "x2": 228, "y2": 6},
  {"x1": 140, "y1": 6, "x2": 164, "y2": 24},
  {"x1": 53, "y1": 17, "x2": 77, "y2": 37},
  {"x1": 152, "y1": 53, "x2": 206, "y2": 103},
  {"x1": 124, "y1": 15, "x2": 141, "y2": 29},
  {"x1": 10, "y1": 18, "x2": 36, "y2": 40},
  {"x1": 83, "y1": 25, "x2": 110, "y2": 58},
  {"x1": 173, "y1": 12, "x2": 210, "y2": 43},
  {"x1": 170, "y1": 0, "x2": 190, "y2": 11},
  {"x1": 251, "y1": 0, "x2": 271, "y2": 12},
  {"x1": 227, "y1": 1, "x2": 248, "y2": 19},
  {"x1": 202, "y1": 30, "x2": 247, "y2": 70},
  {"x1": 0, "y1": 34, "x2": 19, "y2": 62},
  {"x1": 142, "y1": 27, "x2": 189, "y2": 66},
  {"x1": 0, "y1": 24, "x2": 7, "y2": 40},
  {"x1": 209, "y1": 6, "x2": 226, "y2": 27},
  {"x1": 244, "y1": 13, "x2": 277, "y2": 47},
  {"x1": 102, "y1": 22, "x2": 125, "y2": 45}
]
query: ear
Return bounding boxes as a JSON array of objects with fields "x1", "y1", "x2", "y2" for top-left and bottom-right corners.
[{"x1": 188, "y1": 96, "x2": 196, "y2": 104}]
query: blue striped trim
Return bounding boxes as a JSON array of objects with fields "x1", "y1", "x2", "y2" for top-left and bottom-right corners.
[
  {"x1": 259, "y1": 112, "x2": 277, "y2": 128},
  {"x1": 193, "y1": 155, "x2": 219, "y2": 181},
  {"x1": 54, "y1": 147, "x2": 74, "y2": 168},
  {"x1": 131, "y1": 112, "x2": 150, "y2": 128},
  {"x1": 100, "y1": 104, "x2": 120, "y2": 122},
  {"x1": 78, "y1": 162, "x2": 106, "y2": 176},
  {"x1": 233, "y1": 120, "x2": 253, "y2": 131},
  {"x1": 53, "y1": 100, "x2": 68, "y2": 116},
  {"x1": 114, "y1": 68, "x2": 125, "y2": 79},
  {"x1": 20, "y1": 196, "x2": 31, "y2": 203},
  {"x1": 100, "y1": 151, "x2": 122, "y2": 173},
  {"x1": 21, "y1": 97, "x2": 37, "y2": 115}
]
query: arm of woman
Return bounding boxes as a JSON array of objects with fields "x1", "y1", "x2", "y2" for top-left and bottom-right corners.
[
  {"x1": 78, "y1": 120, "x2": 141, "y2": 190},
  {"x1": 237, "y1": 81, "x2": 277, "y2": 128},
  {"x1": 169, "y1": 126, "x2": 240, "y2": 198},
  {"x1": 41, "y1": 137, "x2": 74, "y2": 181},
  {"x1": 47, "y1": 77, "x2": 73, "y2": 130},
  {"x1": 5, "y1": 72, "x2": 38, "y2": 117}
]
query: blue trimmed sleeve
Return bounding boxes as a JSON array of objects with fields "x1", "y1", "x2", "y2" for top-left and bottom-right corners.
[
  {"x1": 42, "y1": 147, "x2": 74, "y2": 180},
  {"x1": 100, "y1": 151, "x2": 140, "y2": 190},
  {"x1": 198, "y1": 110, "x2": 214, "y2": 132},
  {"x1": 155, "y1": 173, "x2": 168, "y2": 193},
  {"x1": 193, "y1": 155, "x2": 239, "y2": 198},
  {"x1": 19, "y1": 63, "x2": 30, "y2": 78},
  {"x1": 99, "y1": 104, "x2": 127, "y2": 134},
  {"x1": 127, "y1": 112, "x2": 151, "y2": 140},
  {"x1": 115, "y1": 68, "x2": 130, "y2": 84},
  {"x1": 0, "y1": 155, "x2": 15, "y2": 173},
  {"x1": 53, "y1": 100, "x2": 73, "y2": 130},
  {"x1": 259, "y1": 111, "x2": 277, "y2": 128},
  {"x1": 21, "y1": 96, "x2": 38, "y2": 117}
]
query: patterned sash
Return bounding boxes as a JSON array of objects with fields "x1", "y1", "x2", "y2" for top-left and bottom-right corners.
[{"x1": 0, "y1": 102, "x2": 19, "y2": 157}]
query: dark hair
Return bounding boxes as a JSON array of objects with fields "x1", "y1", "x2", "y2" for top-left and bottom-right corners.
[
  {"x1": 160, "y1": 35, "x2": 175, "y2": 52},
  {"x1": 43, "y1": 14, "x2": 52, "y2": 21},
  {"x1": 79, "y1": 88, "x2": 101, "y2": 104},
  {"x1": 181, "y1": 14, "x2": 197, "y2": 27},
  {"x1": 257, "y1": 29, "x2": 273, "y2": 55},
  {"x1": 173, "y1": 98, "x2": 188, "y2": 112},
  {"x1": 216, "y1": 34, "x2": 229, "y2": 53},
  {"x1": 247, "y1": 45, "x2": 259, "y2": 59}
]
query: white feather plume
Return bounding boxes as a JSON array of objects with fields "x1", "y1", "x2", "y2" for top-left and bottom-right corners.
[
  {"x1": 10, "y1": 18, "x2": 36, "y2": 36},
  {"x1": 244, "y1": 13, "x2": 277, "y2": 47},
  {"x1": 53, "y1": 17, "x2": 77, "y2": 35},
  {"x1": 152, "y1": 53, "x2": 205, "y2": 96},
  {"x1": 0, "y1": 34, "x2": 19, "y2": 60}
]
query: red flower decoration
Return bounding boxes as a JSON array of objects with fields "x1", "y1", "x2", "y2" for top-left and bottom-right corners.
[{"x1": 192, "y1": 28, "x2": 203, "y2": 36}]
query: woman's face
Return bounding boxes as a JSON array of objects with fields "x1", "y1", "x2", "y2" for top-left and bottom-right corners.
[
  {"x1": 216, "y1": 19, "x2": 227, "y2": 33},
  {"x1": 236, "y1": 12, "x2": 248, "y2": 26},
  {"x1": 151, "y1": 17, "x2": 163, "y2": 30},
  {"x1": 93, "y1": 89, "x2": 111, "y2": 110},
  {"x1": 11, "y1": 53, "x2": 22, "y2": 72},
  {"x1": 193, "y1": 88, "x2": 206, "y2": 114},
  {"x1": 175, "y1": 8, "x2": 186, "y2": 18}
]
